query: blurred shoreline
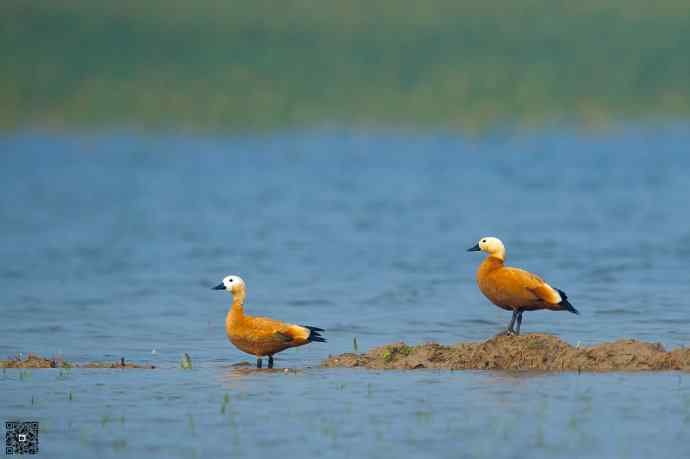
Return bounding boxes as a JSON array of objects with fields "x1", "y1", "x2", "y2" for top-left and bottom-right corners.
[{"x1": 2, "y1": 0, "x2": 690, "y2": 133}]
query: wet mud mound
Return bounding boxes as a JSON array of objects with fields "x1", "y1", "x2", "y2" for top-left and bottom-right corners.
[
  {"x1": 322, "y1": 334, "x2": 690, "y2": 372},
  {"x1": 0, "y1": 354, "x2": 155, "y2": 369}
]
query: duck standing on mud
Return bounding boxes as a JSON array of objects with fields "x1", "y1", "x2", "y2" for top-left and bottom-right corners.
[
  {"x1": 212, "y1": 275, "x2": 326, "y2": 368},
  {"x1": 467, "y1": 237, "x2": 578, "y2": 335}
]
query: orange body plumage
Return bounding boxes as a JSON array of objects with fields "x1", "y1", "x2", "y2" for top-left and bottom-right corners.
[
  {"x1": 226, "y1": 296, "x2": 314, "y2": 357},
  {"x1": 477, "y1": 256, "x2": 565, "y2": 312}
]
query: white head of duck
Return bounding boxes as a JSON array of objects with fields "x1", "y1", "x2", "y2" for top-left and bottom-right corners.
[
  {"x1": 212, "y1": 275, "x2": 246, "y2": 294},
  {"x1": 467, "y1": 236, "x2": 505, "y2": 260}
]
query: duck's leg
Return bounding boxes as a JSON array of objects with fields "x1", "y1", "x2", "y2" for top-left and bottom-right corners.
[
  {"x1": 268, "y1": 355, "x2": 274, "y2": 369},
  {"x1": 503, "y1": 309, "x2": 519, "y2": 335},
  {"x1": 256, "y1": 358, "x2": 262, "y2": 369},
  {"x1": 515, "y1": 310, "x2": 524, "y2": 336}
]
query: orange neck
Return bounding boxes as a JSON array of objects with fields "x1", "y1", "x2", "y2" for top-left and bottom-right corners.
[
  {"x1": 225, "y1": 289, "x2": 246, "y2": 331},
  {"x1": 478, "y1": 255, "x2": 504, "y2": 276}
]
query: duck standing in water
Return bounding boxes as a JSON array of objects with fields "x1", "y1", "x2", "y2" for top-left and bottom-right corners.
[
  {"x1": 212, "y1": 275, "x2": 326, "y2": 368},
  {"x1": 467, "y1": 237, "x2": 578, "y2": 335}
]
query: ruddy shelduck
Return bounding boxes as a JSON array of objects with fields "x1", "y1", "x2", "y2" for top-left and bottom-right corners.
[
  {"x1": 467, "y1": 237, "x2": 578, "y2": 335},
  {"x1": 212, "y1": 275, "x2": 326, "y2": 368}
]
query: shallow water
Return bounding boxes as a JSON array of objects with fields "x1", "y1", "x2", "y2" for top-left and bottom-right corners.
[{"x1": 2, "y1": 126, "x2": 690, "y2": 457}]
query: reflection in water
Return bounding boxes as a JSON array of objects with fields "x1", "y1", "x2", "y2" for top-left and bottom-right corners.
[{"x1": 216, "y1": 366, "x2": 303, "y2": 384}]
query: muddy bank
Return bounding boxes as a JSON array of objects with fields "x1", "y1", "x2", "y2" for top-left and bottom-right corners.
[
  {"x1": 0, "y1": 354, "x2": 155, "y2": 369},
  {"x1": 322, "y1": 334, "x2": 690, "y2": 371}
]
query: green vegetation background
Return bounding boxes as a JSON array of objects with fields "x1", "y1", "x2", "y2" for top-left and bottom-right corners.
[{"x1": 2, "y1": 0, "x2": 689, "y2": 132}]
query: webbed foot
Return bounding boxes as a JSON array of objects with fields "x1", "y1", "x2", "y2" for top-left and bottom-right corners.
[{"x1": 496, "y1": 328, "x2": 517, "y2": 337}]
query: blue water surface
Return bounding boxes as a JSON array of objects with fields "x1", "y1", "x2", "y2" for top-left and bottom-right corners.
[{"x1": 1, "y1": 126, "x2": 689, "y2": 458}]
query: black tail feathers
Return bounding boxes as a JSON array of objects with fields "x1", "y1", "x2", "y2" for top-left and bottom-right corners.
[
  {"x1": 304, "y1": 325, "x2": 327, "y2": 343},
  {"x1": 556, "y1": 289, "x2": 579, "y2": 315}
]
